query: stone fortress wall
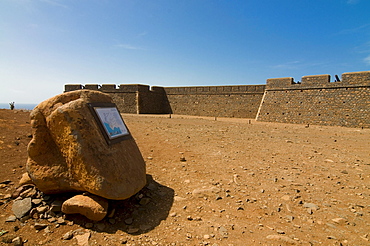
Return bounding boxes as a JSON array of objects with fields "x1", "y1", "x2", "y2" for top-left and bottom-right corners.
[{"x1": 64, "y1": 71, "x2": 370, "y2": 128}]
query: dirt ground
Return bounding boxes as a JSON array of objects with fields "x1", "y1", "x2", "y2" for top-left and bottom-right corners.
[{"x1": 0, "y1": 109, "x2": 369, "y2": 246}]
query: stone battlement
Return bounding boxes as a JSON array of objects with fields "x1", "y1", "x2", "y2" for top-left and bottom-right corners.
[
  {"x1": 64, "y1": 71, "x2": 370, "y2": 128},
  {"x1": 266, "y1": 71, "x2": 370, "y2": 90}
]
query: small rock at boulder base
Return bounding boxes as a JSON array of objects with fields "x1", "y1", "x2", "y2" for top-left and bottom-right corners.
[
  {"x1": 75, "y1": 232, "x2": 91, "y2": 246},
  {"x1": 62, "y1": 194, "x2": 109, "y2": 221},
  {"x1": 12, "y1": 198, "x2": 32, "y2": 218},
  {"x1": 26, "y1": 90, "x2": 146, "y2": 200},
  {"x1": 18, "y1": 172, "x2": 34, "y2": 186}
]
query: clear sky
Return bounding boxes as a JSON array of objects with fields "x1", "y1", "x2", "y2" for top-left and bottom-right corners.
[{"x1": 1, "y1": 0, "x2": 369, "y2": 104}]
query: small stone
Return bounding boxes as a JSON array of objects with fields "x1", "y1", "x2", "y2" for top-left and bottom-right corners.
[
  {"x1": 341, "y1": 170, "x2": 348, "y2": 174},
  {"x1": 75, "y1": 232, "x2": 91, "y2": 246},
  {"x1": 146, "y1": 182, "x2": 157, "y2": 191},
  {"x1": 85, "y1": 222, "x2": 93, "y2": 229},
  {"x1": 174, "y1": 196, "x2": 186, "y2": 201},
  {"x1": 204, "y1": 234, "x2": 210, "y2": 239},
  {"x1": 31, "y1": 199, "x2": 42, "y2": 205},
  {"x1": 12, "y1": 197, "x2": 32, "y2": 218},
  {"x1": 109, "y1": 218, "x2": 116, "y2": 224},
  {"x1": 139, "y1": 197, "x2": 151, "y2": 205},
  {"x1": 303, "y1": 202, "x2": 319, "y2": 210},
  {"x1": 192, "y1": 187, "x2": 221, "y2": 198},
  {"x1": 47, "y1": 217, "x2": 56, "y2": 223},
  {"x1": 34, "y1": 223, "x2": 48, "y2": 230},
  {"x1": 62, "y1": 231, "x2": 74, "y2": 240},
  {"x1": 276, "y1": 230, "x2": 285, "y2": 234},
  {"x1": 285, "y1": 215, "x2": 294, "y2": 221},
  {"x1": 266, "y1": 235, "x2": 296, "y2": 244},
  {"x1": 128, "y1": 227, "x2": 139, "y2": 234},
  {"x1": 18, "y1": 173, "x2": 33, "y2": 186},
  {"x1": 12, "y1": 236, "x2": 23, "y2": 246},
  {"x1": 281, "y1": 195, "x2": 290, "y2": 201},
  {"x1": 332, "y1": 217, "x2": 347, "y2": 225},
  {"x1": 44, "y1": 227, "x2": 51, "y2": 233},
  {"x1": 124, "y1": 218, "x2": 133, "y2": 225},
  {"x1": 36, "y1": 206, "x2": 48, "y2": 214},
  {"x1": 3, "y1": 194, "x2": 11, "y2": 199},
  {"x1": 169, "y1": 212, "x2": 177, "y2": 217},
  {"x1": 6, "y1": 215, "x2": 17, "y2": 222},
  {"x1": 57, "y1": 217, "x2": 66, "y2": 224}
]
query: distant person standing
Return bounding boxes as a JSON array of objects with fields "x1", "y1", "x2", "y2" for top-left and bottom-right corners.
[{"x1": 9, "y1": 102, "x2": 15, "y2": 110}]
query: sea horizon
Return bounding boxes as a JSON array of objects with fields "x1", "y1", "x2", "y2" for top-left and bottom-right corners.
[{"x1": 0, "y1": 103, "x2": 37, "y2": 111}]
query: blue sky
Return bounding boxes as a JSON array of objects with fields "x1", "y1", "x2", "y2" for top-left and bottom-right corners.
[{"x1": 1, "y1": 0, "x2": 369, "y2": 104}]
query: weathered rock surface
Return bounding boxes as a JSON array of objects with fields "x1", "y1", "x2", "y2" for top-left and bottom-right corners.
[
  {"x1": 12, "y1": 198, "x2": 32, "y2": 218},
  {"x1": 61, "y1": 194, "x2": 109, "y2": 221},
  {"x1": 26, "y1": 90, "x2": 146, "y2": 200}
]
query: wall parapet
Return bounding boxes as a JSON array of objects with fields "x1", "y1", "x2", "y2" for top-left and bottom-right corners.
[
  {"x1": 165, "y1": 85, "x2": 265, "y2": 95},
  {"x1": 266, "y1": 71, "x2": 370, "y2": 90}
]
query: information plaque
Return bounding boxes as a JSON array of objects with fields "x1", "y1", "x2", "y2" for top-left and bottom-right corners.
[{"x1": 88, "y1": 102, "x2": 130, "y2": 144}]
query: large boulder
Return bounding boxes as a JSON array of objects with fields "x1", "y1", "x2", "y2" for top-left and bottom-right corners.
[{"x1": 26, "y1": 90, "x2": 146, "y2": 200}]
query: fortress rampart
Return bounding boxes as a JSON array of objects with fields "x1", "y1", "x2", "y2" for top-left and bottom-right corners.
[
  {"x1": 65, "y1": 71, "x2": 370, "y2": 128},
  {"x1": 257, "y1": 71, "x2": 370, "y2": 128}
]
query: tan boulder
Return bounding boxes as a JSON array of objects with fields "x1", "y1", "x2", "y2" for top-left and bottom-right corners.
[
  {"x1": 62, "y1": 194, "x2": 108, "y2": 221},
  {"x1": 26, "y1": 90, "x2": 146, "y2": 200}
]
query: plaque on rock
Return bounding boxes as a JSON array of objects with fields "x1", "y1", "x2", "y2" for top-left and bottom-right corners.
[{"x1": 88, "y1": 103, "x2": 130, "y2": 144}]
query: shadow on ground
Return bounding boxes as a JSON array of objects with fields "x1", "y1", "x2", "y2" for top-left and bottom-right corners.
[{"x1": 66, "y1": 174, "x2": 174, "y2": 235}]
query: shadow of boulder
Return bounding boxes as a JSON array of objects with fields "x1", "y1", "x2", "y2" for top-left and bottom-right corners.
[{"x1": 66, "y1": 174, "x2": 174, "y2": 235}]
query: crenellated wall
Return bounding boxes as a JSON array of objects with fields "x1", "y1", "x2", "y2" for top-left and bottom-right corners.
[
  {"x1": 64, "y1": 71, "x2": 370, "y2": 128},
  {"x1": 257, "y1": 71, "x2": 370, "y2": 128},
  {"x1": 64, "y1": 84, "x2": 265, "y2": 118},
  {"x1": 64, "y1": 84, "x2": 170, "y2": 114}
]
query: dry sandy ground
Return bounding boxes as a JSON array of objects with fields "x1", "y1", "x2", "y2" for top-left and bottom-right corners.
[{"x1": 0, "y1": 109, "x2": 369, "y2": 246}]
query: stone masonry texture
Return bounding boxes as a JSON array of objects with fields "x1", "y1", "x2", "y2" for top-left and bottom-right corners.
[{"x1": 64, "y1": 71, "x2": 370, "y2": 128}]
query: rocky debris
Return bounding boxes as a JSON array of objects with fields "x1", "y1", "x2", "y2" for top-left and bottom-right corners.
[
  {"x1": 18, "y1": 173, "x2": 33, "y2": 186},
  {"x1": 332, "y1": 217, "x2": 348, "y2": 225},
  {"x1": 75, "y1": 231, "x2": 91, "y2": 246},
  {"x1": 62, "y1": 194, "x2": 109, "y2": 221},
  {"x1": 5, "y1": 215, "x2": 17, "y2": 222},
  {"x1": 192, "y1": 187, "x2": 221, "y2": 198},
  {"x1": 33, "y1": 223, "x2": 48, "y2": 230},
  {"x1": 27, "y1": 90, "x2": 146, "y2": 200},
  {"x1": 11, "y1": 236, "x2": 23, "y2": 246},
  {"x1": 266, "y1": 235, "x2": 297, "y2": 244},
  {"x1": 12, "y1": 198, "x2": 32, "y2": 218},
  {"x1": 62, "y1": 230, "x2": 74, "y2": 240}
]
